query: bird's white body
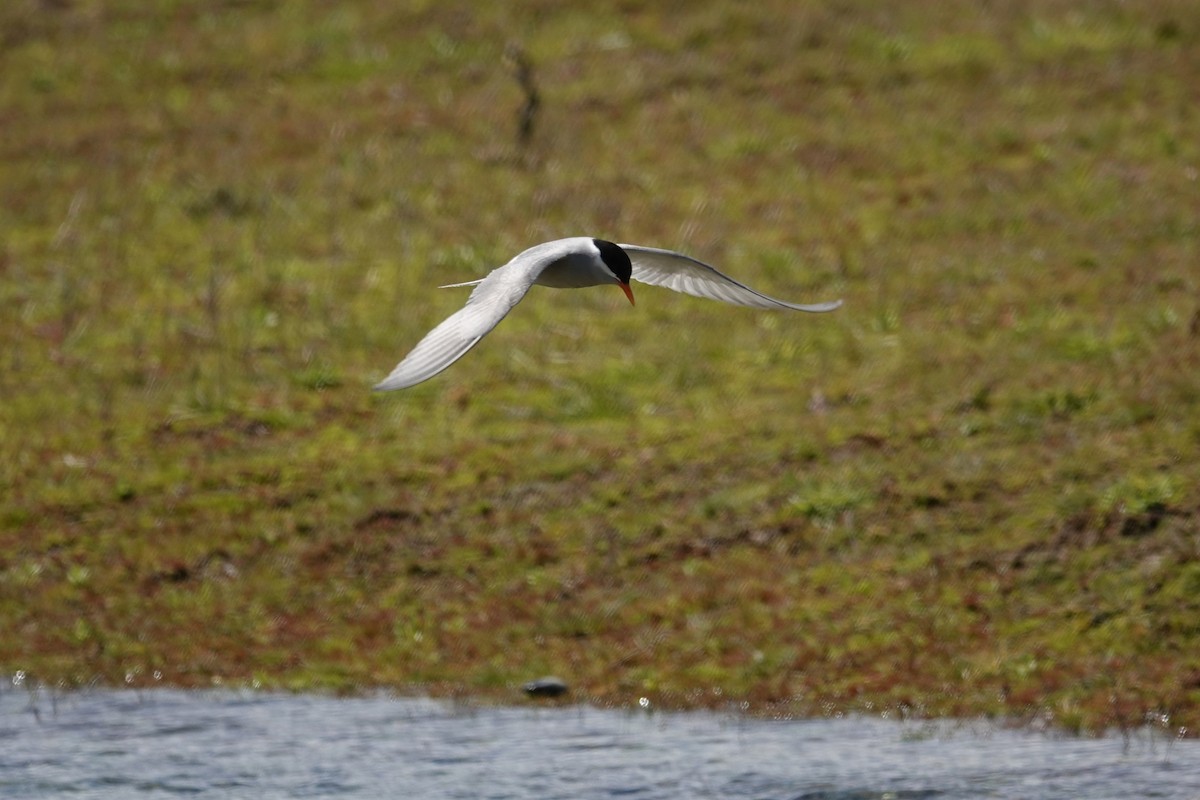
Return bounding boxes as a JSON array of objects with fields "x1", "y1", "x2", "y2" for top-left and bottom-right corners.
[{"x1": 375, "y1": 237, "x2": 840, "y2": 391}]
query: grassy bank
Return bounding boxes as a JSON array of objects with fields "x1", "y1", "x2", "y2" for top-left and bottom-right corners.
[{"x1": 2, "y1": 1, "x2": 1198, "y2": 735}]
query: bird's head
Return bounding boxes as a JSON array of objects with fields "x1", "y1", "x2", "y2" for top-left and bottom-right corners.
[{"x1": 592, "y1": 238, "x2": 635, "y2": 306}]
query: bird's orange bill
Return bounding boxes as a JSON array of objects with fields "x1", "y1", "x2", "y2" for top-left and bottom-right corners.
[{"x1": 619, "y1": 282, "x2": 635, "y2": 306}]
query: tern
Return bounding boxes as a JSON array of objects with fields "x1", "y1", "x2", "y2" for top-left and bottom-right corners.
[{"x1": 375, "y1": 237, "x2": 841, "y2": 391}]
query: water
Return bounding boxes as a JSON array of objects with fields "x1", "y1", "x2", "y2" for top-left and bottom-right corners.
[{"x1": 1, "y1": 687, "x2": 1195, "y2": 799}]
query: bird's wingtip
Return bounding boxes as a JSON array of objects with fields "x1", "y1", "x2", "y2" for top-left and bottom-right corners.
[
  {"x1": 794, "y1": 298, "x2": 843, "y2": 312},
  {"x1": 373, "y1": 376, "x2": 404, "y2": 392}
]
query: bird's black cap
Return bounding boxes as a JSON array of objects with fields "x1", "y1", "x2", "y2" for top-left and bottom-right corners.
[{"x1": 592, "y1": 238, "x2": 632, "y2": 285}]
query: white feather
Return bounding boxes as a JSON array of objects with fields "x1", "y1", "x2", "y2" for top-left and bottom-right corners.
[{"x1": 621, "y1": 244, "x2": 842, "y2": 312}]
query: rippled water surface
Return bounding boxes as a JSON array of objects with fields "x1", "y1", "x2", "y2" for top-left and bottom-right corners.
[{"x1": 1, "y1": 687, "x2": 1195, "y2": 799}]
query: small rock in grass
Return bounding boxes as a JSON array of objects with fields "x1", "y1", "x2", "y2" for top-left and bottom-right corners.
[{"x1": 523, "y1": 676, "x2": 568, "y2": 698}]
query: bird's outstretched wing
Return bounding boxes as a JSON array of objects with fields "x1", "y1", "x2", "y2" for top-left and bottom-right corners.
[
  {"x1": 620, "y1": 244, "x2": 842, "y2": 312},
  {"x1": 375, "y1": 250, "x2": 562, "y2": 391},
  {"x1": 372, "y1": 307, "x2": 487, "y2": 391}
]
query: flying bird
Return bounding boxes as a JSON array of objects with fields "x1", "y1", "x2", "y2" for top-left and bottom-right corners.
[{"x1": 375, "y1": 237, "x2": 841, "y2": 391}]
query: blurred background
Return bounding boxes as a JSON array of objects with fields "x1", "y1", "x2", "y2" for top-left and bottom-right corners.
[{"x1": 1, "y1": 0, "x2": 1197, "y2": 733}]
